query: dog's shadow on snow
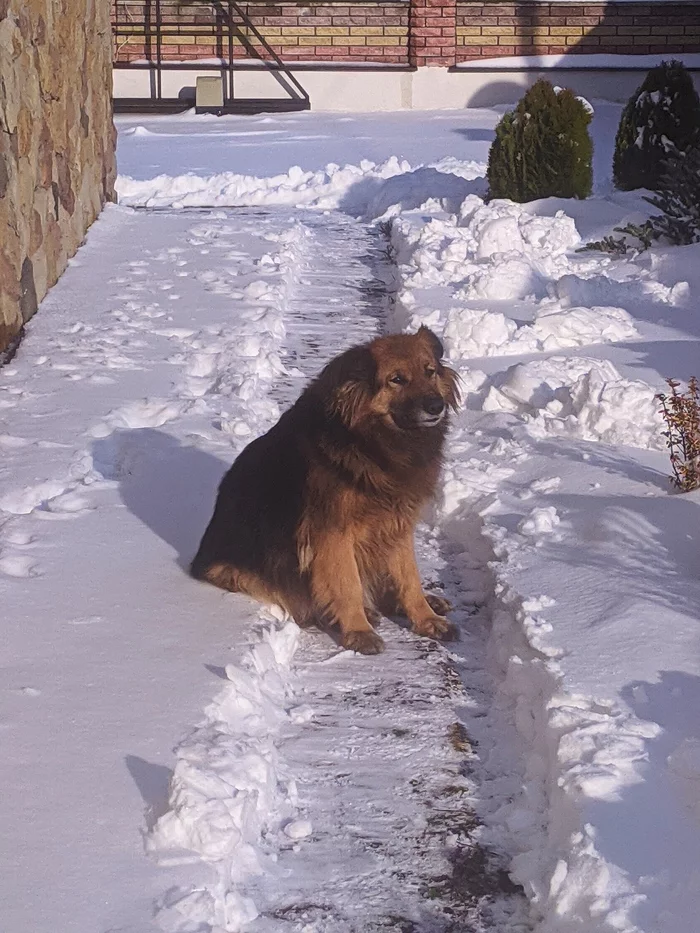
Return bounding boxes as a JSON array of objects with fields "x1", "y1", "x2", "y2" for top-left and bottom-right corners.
[{"x1": 91, "y1": 428, "x2": 228, "y2": 570}]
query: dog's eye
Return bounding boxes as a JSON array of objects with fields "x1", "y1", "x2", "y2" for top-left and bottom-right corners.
[
  {"x1": 425, "y1": 366, "x2": 436, "y2": 377},
  {"x1": 388, "y1": 373, "x2": 407, "y2": 386}
]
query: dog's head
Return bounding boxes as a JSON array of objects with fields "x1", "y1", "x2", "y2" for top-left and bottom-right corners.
[{"x1": 316, "y1": 326, "x2": 460, "y2": 432}]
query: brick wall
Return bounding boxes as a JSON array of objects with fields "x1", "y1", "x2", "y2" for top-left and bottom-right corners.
[
  {"x1": 112, "y1": 0, "x2": 700, "y2": 68},
  {"x1": 456, "y1": 3, "x2": 700, "y2": 60},
  {"x1": 410, "y1": 0, "x2": 456, "y2": 65},
  {"x1": 113, "y1": 1, "x2": 410, "y2": 64}
]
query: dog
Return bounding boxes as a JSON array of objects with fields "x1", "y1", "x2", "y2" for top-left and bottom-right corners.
[{"x1": 190, "y1": 326, "x2": 460, "y2": 654}]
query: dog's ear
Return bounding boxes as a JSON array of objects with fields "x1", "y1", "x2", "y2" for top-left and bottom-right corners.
[
  {"x1": 416, "y1": 325, "x2": 444, "y2": 362},
  {"x1": 416, "y1": 325, "x2": 459, "y2": 410},
  {"x1": 440, "y1": 365, "x2": 461, "y2": 412},
  {"x1": 316, "y1": 345, "x2": 376, "y2": 429}
]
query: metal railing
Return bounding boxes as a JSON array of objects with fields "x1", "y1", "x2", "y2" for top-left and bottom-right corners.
[{"x1": 112, "y1": 0, "x2": 309, "y2": 107}]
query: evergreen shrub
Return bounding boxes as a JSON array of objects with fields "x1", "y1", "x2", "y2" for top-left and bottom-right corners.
[{"x1": 487, "y1": 79, "x2": 593, "y2": 203}]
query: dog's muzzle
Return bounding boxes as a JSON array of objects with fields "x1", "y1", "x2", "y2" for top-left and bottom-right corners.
[
  {"x1": 416, "y1": 396, "x2": 446, "y2": 426},
  {"x1": 415, "y1": 409, "x2": 446, "y2": 427}
]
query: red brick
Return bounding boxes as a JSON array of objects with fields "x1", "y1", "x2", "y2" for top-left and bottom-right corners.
[
  {"x1": 652, "y1": 25, "x2": 684, "y2": 34},
  {"x1": 617, "y1": 25, "x2": 652, "y2": 34},
  {"x1": 262, "y1": 16, "x2": 299, "y2": 26},
  {"x1": 565, "y1": 16, "x2": 602, "y2": 26}
]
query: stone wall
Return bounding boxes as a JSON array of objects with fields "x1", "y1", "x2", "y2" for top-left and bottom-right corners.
[{"x1": 0, "y1": 0, "x2": 117, "y2": 353}]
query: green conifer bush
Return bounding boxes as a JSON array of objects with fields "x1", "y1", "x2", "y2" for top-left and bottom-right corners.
[
  {"x1": 487, "y1": 80, "x2": 593, "y2": 203},
  {"x1": 613, "y1": 60, "x2": 700, "y2": 192}
]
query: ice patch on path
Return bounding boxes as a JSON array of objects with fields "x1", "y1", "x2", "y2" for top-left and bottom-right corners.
[
  {"x1": 149, "y1": 619, "x2": 301, "y2": 933},
  {"x1": 481, "y1": 356, "x2": 664, "y2": 451}
]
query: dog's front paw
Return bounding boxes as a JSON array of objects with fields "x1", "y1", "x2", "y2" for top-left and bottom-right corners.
[
  {"x1": 364, "y1": 606, "x2": 383, "y2": 628},
  {"x1": 411, "y1": 614, "x2": 459, "y2": 642},
  {"x1": 425, "y1": 593, "x2": 452, "y2": 616},
  {"x1": 342, "y1": 628, "x2": 386, "y2": 655}
]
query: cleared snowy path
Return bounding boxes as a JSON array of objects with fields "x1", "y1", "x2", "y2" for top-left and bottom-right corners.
[{"x1": 0, "y1": 205, "x2": 526, "y2": 933}]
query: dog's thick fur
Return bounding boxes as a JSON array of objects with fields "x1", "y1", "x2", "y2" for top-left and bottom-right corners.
[{"x1": 191, "y1": 326, "x2": 460, "y2": 654}]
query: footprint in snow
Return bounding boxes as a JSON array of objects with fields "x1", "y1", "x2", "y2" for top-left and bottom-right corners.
[
  {"x1": 0, "y1": 480, "x2": 68, "y2": 515},
  {"x1": 89, "y1": 398, "x2": 188, "y2": 437},
  {"x1": 67, "y1": 615, "x2": 103, "y2": 626},
  {"x1": 1, "y1": 527, "x2": 34, "y2": 547},
  {"x1": 0, "y1": 434, "x2": 30, "y2": 450},
  {"x1": 0, "y1": 554, "x2": 41, "y2": 578},
  {"x1": 45, "y1": 492, "x2": 95, "y2": 515}
]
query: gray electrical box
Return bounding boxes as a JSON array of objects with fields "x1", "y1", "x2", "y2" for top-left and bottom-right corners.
[{"x1": 195, "y1": 77, "x2": 224, "y2": 114}]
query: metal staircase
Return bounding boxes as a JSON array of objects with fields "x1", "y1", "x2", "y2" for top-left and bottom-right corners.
[{"x1": 112, "y1": 0, "x2": 310, "y2": 115}]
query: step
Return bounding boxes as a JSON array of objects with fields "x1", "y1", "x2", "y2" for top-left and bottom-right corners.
[{"x1": 113, "y1": 97, "x2": 311, "y2": 115}]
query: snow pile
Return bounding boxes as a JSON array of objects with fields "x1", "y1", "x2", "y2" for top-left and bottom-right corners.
[
  {"x1": 440, "y1": 304, "x2": 638, "y2": 359},
  {"x1": 116, "y1": 155, "x2": 486, "y2": 220},
  {"x1": 151, "y1": 619, "x2": 301, "y2": 933},
  {"x1": 381, "y1": 159, "x2": 696, "y2": 933},
  {"x1": 390, "y1": 197, "x2": 580, "y2": 299},
  {"x1": 388, "y1": 197, "x2": 640, "y2": 361},
  {"x1": 554, "y1": 271, "x2": 690, "y2": 310},
  {"x1": 135, "y1": 221, "x2": 318, "y2": 933},
  {"x1": 481, "y1": 356, "x2": 665, "y2": 450},
  {"x1": 484, "y1": 523, "x2": 663, "y2": 933}
]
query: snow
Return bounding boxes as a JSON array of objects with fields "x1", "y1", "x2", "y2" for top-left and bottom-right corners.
[
  {"x1": 377, "y1": 115, "x2": 700, "y2": 931},
  {"x1": 5, "y1": 103, "x2": 700, "y2": 933},
  {"x1": 455, "y1": 53, "x2": 700, "y2": 70}
]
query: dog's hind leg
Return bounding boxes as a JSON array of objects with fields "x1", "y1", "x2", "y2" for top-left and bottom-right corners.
[
  {"x1": 310, "y1": 532, "x2": 385, "y2": 655},
  {"x1": 194, "y1": 561, "x2": 242, "y2": 592},
  {"x1": 194, "y1": 562, "x2": 308, "y2": 623}
]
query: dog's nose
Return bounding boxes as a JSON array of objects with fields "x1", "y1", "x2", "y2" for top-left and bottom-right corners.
[{"x1": 422, "y1": 396, "x2": 445, "y2": 416}]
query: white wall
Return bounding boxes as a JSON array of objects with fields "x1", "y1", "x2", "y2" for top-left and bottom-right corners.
[{"x1": 113, "y1": 65, "x2": 700, "y2": 111}]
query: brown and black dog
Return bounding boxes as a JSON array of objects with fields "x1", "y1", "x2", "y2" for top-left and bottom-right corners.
[{"x1": 191, "y1": 326, "x2": 460, "y2": 654}]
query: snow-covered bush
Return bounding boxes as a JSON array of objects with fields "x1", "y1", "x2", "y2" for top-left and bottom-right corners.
[
  {"x1": 613, "y1": 60, "x2": 700, "y2": 192},
  {"x1": 645, "y1": 145, "x2": 700, "y2": 245},
  {"x1": 487, "y1": 80, "x2": 593, "y2": 203}
]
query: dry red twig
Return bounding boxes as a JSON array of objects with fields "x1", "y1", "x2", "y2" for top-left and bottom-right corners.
[{"x1": 656, "y1": 376, "x2": 700, "y2": 491}]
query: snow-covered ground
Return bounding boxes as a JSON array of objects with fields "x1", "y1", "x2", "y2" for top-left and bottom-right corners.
[{"x1": 3, "y1": 104, "x2": 700, "y2": 933}]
